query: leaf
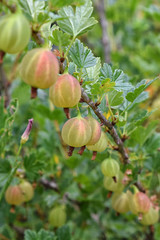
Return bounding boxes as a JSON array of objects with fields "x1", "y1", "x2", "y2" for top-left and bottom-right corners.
[
  {"x1": 0, "y1": 160, "x2": 11, "y2": 187},
  {"x1": 24, "y1": 230, "x2": 37, "y2": 240},
  {"x1": 69, "y1": 39, "x2": 96, "y2": 68},
  {"x1": 131, "y1": 121, "x2": 158, "y2": 145},
  {"x1": 57, "y1": 0, "x2": 97, "y2": 37},
  {"x1": 86, "y1": 58, "x2": 101, "y2": 81},
  {"x1": 100, "y1": 63, "x2": 133, "y2": 91},
  {"x1": 107, "y1": 90, "x2": 124, "y2": 107},
  {"x1": 19, "y1": 0, "x2": 46, "y2": 21},
  {"x1": 38, "y1": 229, "x2": 55, "y2": 240},
  {"x1": 24, "y1": 153, "x2": 45, "y2": 180},
  {"x1": 51, "y1": 29, "x2": 70, "y2": 49},
  {"x1": 100, "y1": 63, "x2": 113, "y2": 80},
  {"x1": 24, "y1": 229, "x2": 55, "y2": 240},
  {"x1": 57, "y1": 225, "x2": 71, "y2": 240},
  {"x1": 0, "y1": 99, "x2": 18, "y2": 154},
  {"x1": 126, "y1": 84, "x2": 146, "y2": 102},
  {"x1": 126, "y1": 78, "x2": 157, "y2": 103}
]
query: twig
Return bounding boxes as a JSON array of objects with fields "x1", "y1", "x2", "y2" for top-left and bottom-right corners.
[
  {"x1": 134, "y1": 181, "x2": 146, "y2": 193},
  {"x1": 39, "y1": 178, "x2": 60, "y2": 193},
  {"x1": 81, "y1": 88, "x2": 129, "y2": 164},
  {"x1": 32, "y1": 29, "x2": 45, "y2": 45},
  {"x1": 95, "y1": 0, "x2": 110, "y2": 63}
]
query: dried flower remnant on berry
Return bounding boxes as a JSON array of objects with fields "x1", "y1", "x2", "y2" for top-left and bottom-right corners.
[{"x1": 21, "y1": 119, "x2": 33, "y2": 144}]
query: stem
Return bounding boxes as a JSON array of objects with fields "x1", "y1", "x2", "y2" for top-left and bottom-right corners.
[
  {"x1": 0, "y1": 144, "x2": 22, "y2": 202},
  {"x1": 106, "y1": 95, "x2": 114, "y2": 120},
  {"x1": 64, "y1": 37, "x2": 75, "y2": 58},
  {"x1": 81, "y1": 88, "x2": 130, "y2": 164}
]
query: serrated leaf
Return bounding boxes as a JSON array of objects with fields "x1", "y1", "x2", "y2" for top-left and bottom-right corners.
[
  {"x1": 51, "y1": 29, "x2": 70, "y2": 49},
  {"x1": 38, "y1": 229, "x2": 55, "y2": 240},
  {"x1": 100, "y1": 63, "x2": 133, "y2": 91},
  {"x1": 107, "y1": 90, "x2": 124, "y2": 107},
  {"x1": 24, "y1": 230, "x2": 37, "y2": 240},
  {"x1": 0, "y1": 160, "x2": 11, "y2": 187},
  {"x1": 57, "y1": 225, "x2": 71, "y2": 240},
  {"x1": 19, "y1": 0, "x2": 46, "y2": 21},
  {"x1": 69, "y1": 39, "x2": 96, "y2": 68},
  {"x1": 57, "y1": 0, "x2": 97, "y2": 36},
  {"x1": 86, "y1": 58, "x2": 101, "y2": 81}
]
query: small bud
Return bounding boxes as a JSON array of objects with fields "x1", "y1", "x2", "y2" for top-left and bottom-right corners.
[{"x1": 21, "y1": 119, "x2": 33, "y2": 144}]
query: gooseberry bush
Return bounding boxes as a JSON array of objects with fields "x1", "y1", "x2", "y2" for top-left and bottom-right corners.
[{"x1": 0, "y1": 0, "x2": 160, "y2": 239}]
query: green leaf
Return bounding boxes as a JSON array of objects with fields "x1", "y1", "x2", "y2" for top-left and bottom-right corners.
[
  {"x1": 0, "y1": 99, "x2": 18, "y2": 154},
  {"x1": 107, "y1": 90, "x2": 124, "y2": 107},
  {"x1": 38, "y1": 229, "x2": 55, "y2": 240},
  {"x1": 100, "y1": 64, "x2": 133, "y2": 91},
  {"x1": 57, "y1": 225, "x2": 71, "y2": 240},
  {"x1": 24, "y1": 229, "x2": 55, "y2": 240},
  {"x1": 19, "y1": 0, "x2": 46, "y2": 21},
  {"x1": 57, "y1": 0, "x2": 97, "y2": 37},
  {"x1": 51, "y1": 29, "x2": 70, "y2": 50},
  {"x1": 86, "y1": 58, "x2": 101, "y2": 81},
  {"x1": 131, "y1": 121, "x2": 158, "y2": 145},
  {"x1": 69, "y1": 39, "x2": 96, "y2": 68},
  {"x1": 0, "y1": 160, "x2": 11, "y2": 187},
  {"x1": 126, "y1": 84, "x2": 146, "y2": 102},
  {"x1": 126, "y1": 78, "x2": 157, "y2": 103},
  {"x1": 24, "y1": 230, "x2": 37, "y2": 240}
]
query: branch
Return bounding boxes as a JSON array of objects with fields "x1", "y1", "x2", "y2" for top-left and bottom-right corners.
[
  {"x1": 39, "y1": 178, "x2": 60, "y2": 193},
  {"x1": 81, "y1": 88, "x2": 130, "y2": 164},
  {"x1": 95, "y1": 0, "x2": 110, "y2": 63},
  {"x1": 134, "y1": 181, "x2": 146, "y2": 193}
]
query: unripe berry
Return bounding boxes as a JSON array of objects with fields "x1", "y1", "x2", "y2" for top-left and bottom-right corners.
[
  {"x1": 86, "y1": 131, "x2": 108, "y2": 152},
  {"x1": 103, "y1": 171, "x2": 124, "y2": 192},
  {"x1": 5, "y1": 185, "x2": 24, "y2": 206},
  {"x1": 0, "y1": 13, "x2": 31, "y2": 54},
  {"x1": 19, "y1": 181, "x2": 34, "y2": 202},
  {"x1": 111, "y1": 192, "x2": 130, "y2": 213},
  {"x1": 101, "y1": 158, "x2": 120, "y2": 177},
  {"x1": 20, "y1": 48, "x2": 59, "y2": 89},
  {"x1": 128, "y1": 191, "x2": 151, "y2": 214},
  {"x1": 85, "y1": 115, "x2": 101, "y2": 145},
  {"x1": 49, "y1": 74, "x2": 81, "y2": 108},
  {"x1": 141, "y1": 206, "x2": 159, "y2": 225},
  {"x1": 62, "y1": 116, "x2": 92, "y2": 147},
  {"x1": 49, "y1": 205, "x2": 66, "y2": 227}
]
